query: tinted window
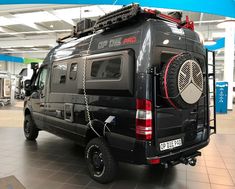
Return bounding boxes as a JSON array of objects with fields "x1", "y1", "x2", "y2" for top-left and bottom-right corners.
[
  {"x1": 69, "y1": 63, "x2": 77, "y2": 80},
  {"x1": 34, "y1": 67, "x2": 48, "y2": 90},
  {"x1": 91, "y1": 57, "x2": 121, "y2": 79},
  {"x1": 38, "y1": 68, "x2": 48, "y2": 90},
  {"x1": 52, "y1": 62, "x2": 67, "y2": 84}
]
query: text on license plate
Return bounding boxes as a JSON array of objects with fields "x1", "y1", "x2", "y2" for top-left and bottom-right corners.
[{"x1": 160, "y1": 138, "x2": 182, "y2": 151}]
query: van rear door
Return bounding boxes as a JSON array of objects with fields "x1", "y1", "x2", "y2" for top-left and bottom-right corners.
[{"x1": 152, "y1": 51, "x2": 210, "y2": 155}]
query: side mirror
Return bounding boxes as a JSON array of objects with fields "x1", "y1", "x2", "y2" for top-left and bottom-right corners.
[
  {"x1": 31, "y1": 62, "x2": 39, "y2": 70},
  {"x1": 24, "y1": 80, "x2": 32, "y2": 96}
]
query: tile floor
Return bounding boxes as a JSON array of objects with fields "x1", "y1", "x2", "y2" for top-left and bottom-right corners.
[{"x1": 0, "y1": 101, "x2": 235, "y2": 189}]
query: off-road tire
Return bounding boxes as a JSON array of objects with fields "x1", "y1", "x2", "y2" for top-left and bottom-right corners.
[
  {"x1": 24, "y1": 114, "x2": 39, "y2": 140},
  {"x1": 85, "y1": 137, "x2": 118, "y2": 183}
]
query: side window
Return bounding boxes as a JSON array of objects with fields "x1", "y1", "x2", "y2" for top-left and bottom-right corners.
[
  {"x1": 38, "y1": 68, "x2": 48, "y2": 90},
  {"x1": 69, "y1": 63, "x2": 78, "y2": 80},
  {"x1": 91, "y1": 57, "x2": 121, "y2": 79},
  {"x1": 52, "y1": 62, "x2": 67, "y2": 84},
  {"x1": 34, "y1": 67, "x2": 48, "y2": 90},
  {"x1": 83, "y1": 50, "x2": 134, "y2": 96}
]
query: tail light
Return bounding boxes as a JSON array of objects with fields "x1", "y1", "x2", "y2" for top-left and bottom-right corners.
[{"x1": 136, "y1": 99, "x2": 153, "y2": 140}]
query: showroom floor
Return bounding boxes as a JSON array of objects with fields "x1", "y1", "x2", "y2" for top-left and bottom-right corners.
[{"x1": 1, "y1": 101, "x2": 235, "y2": 189}]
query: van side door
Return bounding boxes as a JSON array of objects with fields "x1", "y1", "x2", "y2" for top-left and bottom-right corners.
[{"x1": 45, "y1": 59, "x2": 78, "y2": 136}]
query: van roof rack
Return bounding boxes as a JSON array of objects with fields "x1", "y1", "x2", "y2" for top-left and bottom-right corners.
[
  {"x1": 94, "y1": 4, "x2": 141, "y2": 31},
  {"x1": 57, "y1": 4, "x2": 194, "y2": 44},
  {"x1": 56, "y1": 19, "x2": 95, "y2": 44},
  {"x1": 57, "y1": 4, "x2": 141, "y2": 44}
]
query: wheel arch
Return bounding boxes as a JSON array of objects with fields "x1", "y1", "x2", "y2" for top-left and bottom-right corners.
[{"x1": 85, "y1": 119, "x2": 105, "y2": 144}]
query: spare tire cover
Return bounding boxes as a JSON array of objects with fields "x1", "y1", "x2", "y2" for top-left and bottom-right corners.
[{"x1": 160, "y1": 53, "x2": 203, "y2": 109}]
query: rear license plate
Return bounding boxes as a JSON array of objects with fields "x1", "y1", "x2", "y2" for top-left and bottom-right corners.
[{"x1": 160, "y1": 138, "x2": 182, "y2": 151}]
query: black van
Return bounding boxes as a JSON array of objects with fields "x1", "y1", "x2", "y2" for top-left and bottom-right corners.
[{"x1": 23, "y1": 4, "x2": 215, "y2": 183}]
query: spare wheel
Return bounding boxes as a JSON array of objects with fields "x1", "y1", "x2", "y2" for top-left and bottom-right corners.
[{"x1": 160, "y1": 53, "x2": 203, "y2": 109}]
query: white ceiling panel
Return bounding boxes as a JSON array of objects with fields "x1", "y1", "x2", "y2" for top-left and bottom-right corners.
[{"x1": 0, "y1": 4, "x2": 231, "y2": 59}]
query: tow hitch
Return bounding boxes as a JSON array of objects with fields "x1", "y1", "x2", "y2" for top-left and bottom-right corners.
[
  {"x1": 180, "y1": 151, "x2": 201, "y2": 166},
  {"x1": 161, "y1": 151, "x2": 201, "y2": 168}
]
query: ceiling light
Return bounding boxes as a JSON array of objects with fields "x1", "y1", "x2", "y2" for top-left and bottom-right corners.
[
  {"x1": 22, "y1": 45, "x2": 34, "y2": 48},
  {"x1": 204, "y1": 40, "x2": 216, "y2": 46},
  {"x1": 217, "y1": 20, "x2": 235, "y2": 28},
  {"x1": 144, "y1": 7, "x2": 180, "y2": 12},
  {"x1": 0, "y1": 11, "x2": 60, "y2": 26},
  {"x1": 212, "y1": 32, "x2": 225, "y2": 38},
  {"x1": 53, "y1": 5, "x2": 121, "y2": 20},
  {"x1": 0, "y1": 29, "x2": 71, "y2": 36},
  {"x1": 1, "y1": 50, "x2": 49, "y2": 54},
  {"x1": 163, "y1": 39, "x2": 169, "y2": 45},
  {"x1": 0, "y1": 16, "x2": 17, "y2": 26},
  {"x1": 14, "y1": 11, "x2": 59, "y2": 23},
  {"x1": 53, "y1": 7, "x2": 86, "y2": 19},
  {"x1": 50, "y1": 24, "x2": 54, "y2": 28}
]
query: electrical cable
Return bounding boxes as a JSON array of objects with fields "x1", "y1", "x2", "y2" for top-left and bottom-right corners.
[{"x1": 82, "y1": 1, "x2": 119, "y2": 137}]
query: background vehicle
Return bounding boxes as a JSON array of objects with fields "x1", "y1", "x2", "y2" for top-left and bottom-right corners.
[
  {"x1": 0, "y1": 71, "x2": 14, "y2": 106},
  {"x1": 23, "y1": 4, "x2": 214, "y2": 183},
  {"x1": 15, "y1": 66, "x2": 34, "y2": 99}
]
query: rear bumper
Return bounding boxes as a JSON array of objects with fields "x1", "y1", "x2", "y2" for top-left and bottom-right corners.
[
  {"x1": 107, "y1": 132, "x2": 210, "y2": 165},
  {"x1": 146, "y1": 139, "x2": 209, "y2": 164}
]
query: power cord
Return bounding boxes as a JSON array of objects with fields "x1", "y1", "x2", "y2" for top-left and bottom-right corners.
[
  {"x1": 82, "y1": 28, "x2": 100, "y2": 137},
  {"x1": 82, "y1": 1, "x2": 119, "y2": 137}
]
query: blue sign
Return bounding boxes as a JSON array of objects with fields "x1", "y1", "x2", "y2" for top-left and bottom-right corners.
[
  {"x1": 205, "y1": 38, "x2": 225, "y2": 51},
  {"x1": 0, "y1": 0, "x2": 234, "y2": 19},
  {"x1": 216, "y1": 81, "x2": 228, "y2": 114},
  {"x1": 0, "y1": 54, "x2": 24, "y2": 63}
]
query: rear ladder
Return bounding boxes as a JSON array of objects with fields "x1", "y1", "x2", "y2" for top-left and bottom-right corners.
[{"x1": 206, "y1": 50, "x2": 216, "y2": 134}]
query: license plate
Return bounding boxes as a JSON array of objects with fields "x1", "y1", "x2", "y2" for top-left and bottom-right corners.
[{"x1": 160, "y1": 138, "x2": 182, "y2": 151}]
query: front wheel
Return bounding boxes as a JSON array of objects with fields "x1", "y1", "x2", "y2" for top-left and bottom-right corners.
[
  {"x1": 85, "y1": 138, "x2": 118, "y2": 183},
  {"x1": 24, "y1": 114, "x2": 39, "y2": 140}
]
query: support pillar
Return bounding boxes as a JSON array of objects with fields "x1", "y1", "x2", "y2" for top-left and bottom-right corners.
[{"x1": 224, "y1": 21, "x2": 235, "y2": 110}]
